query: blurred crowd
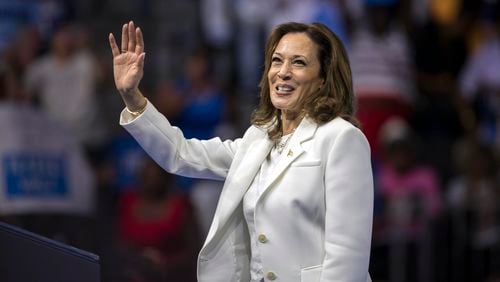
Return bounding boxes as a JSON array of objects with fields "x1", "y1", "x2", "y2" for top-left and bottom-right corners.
[{"x1": 0, "y1": 0, "x2": 500, "y2": 281}]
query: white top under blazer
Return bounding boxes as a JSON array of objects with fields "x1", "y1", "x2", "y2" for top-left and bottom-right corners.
[
  {"x1": 120, "y1": 101, "x2": 374, "y2": 282},
  {"x1": 244, "y1": 145, "x2": 283, "y2": 281}
]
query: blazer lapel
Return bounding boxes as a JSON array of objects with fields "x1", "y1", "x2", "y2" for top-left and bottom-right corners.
[
  {"x1": 202, "y1": 134, "x2": 273, "y2": 250},
  {"x1": 259, "y1": 117, "x2": 318, "y2": 197},
  {"x1": 217, "y1": 137, "x2": 273, "y2": 220}
]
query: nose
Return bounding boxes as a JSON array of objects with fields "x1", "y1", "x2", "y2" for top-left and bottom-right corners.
[{"x1": 277, "y1": 62, "x2": 291, "y2": 80}]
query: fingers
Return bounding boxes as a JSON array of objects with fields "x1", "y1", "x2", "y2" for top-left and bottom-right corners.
[
  {"x1": 128, "y1": 21, "x2": 136, "y2": 52},
  {"x1": 109, "y1": 33, "x2": 120, "y2": 57},
  {"x1": 135, "y1": 27, "x2": 144, "y2": 54},
  {"x1": 136, "y1": 52, "x2": 146, "y2": 69},
  {"x1": 121, "y1": 23, "x2": 128, "y2": 53},
  {"x1": 116, "y1": 21, "x2": 142, "y2": 55}
]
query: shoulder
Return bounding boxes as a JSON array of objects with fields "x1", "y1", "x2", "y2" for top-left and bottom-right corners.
[
  {"x1": 317, "y1": 117, "x2": 363, "y2": 137},
  {"x1": 243, "y1": 123, "x2": 269, "y2": 140},
  {"x1": 316, "y1": 117, "x2": 370, "y2": 151}
]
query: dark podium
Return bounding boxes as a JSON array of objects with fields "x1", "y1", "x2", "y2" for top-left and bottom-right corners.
[{"x1": 0, "y1": 221, "x2": 100, "y2": 282}]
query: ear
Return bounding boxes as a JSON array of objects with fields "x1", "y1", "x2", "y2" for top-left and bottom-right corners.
[{"x1": 318, "y1": 78, "x2": 325, "y2": 90}]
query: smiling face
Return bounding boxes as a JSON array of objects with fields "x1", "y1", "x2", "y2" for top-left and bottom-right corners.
[{"x1": 268, "y1": 32, "x2": 325, "y2": 113}]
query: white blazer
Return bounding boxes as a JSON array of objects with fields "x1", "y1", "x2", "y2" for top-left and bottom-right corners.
[{"x1": 120, "y1": 102, "x2": 373, "y2": 282}]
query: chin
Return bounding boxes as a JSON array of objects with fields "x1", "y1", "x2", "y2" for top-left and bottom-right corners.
[
  {"x1": 271, "y1": 95, "x2": 295, "y2": 111},
  {"x1": 270, "y1": 101, "x2": 290, "y2": 111}
]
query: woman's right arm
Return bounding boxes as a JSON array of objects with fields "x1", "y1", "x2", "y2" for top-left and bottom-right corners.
[
  {"x1": 110, "y1": 21, "x2": 239, "y2": 180},
  {"x1": 120, "y1": 101, "x2": 240, "y2": 181}
]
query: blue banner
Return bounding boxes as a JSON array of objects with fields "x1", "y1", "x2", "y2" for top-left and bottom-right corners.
[{"x1": 3, "y1": 153, "x2": 68, "y2": 198}]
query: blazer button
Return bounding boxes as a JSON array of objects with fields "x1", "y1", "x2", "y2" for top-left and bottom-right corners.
[
  {"x1": 258, "y1": 234, "x2": 268, "y2": 243},
  {"x1": 266, "y1": 271, "x2": 277, "y2": 280}
]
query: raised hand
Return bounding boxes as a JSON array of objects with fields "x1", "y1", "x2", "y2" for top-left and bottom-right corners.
[{"x1": 109, "y1": 21, "x2": 146, "y2": 110}]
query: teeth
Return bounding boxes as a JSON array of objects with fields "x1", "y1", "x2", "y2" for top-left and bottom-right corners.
[{"x1": 277, "y1": 86, "x2": 294, "y2": 92}]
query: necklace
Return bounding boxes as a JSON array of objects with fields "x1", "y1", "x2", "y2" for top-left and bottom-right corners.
[{"x1": 275, "y1": 128, "x2": 296, "y2": 154}]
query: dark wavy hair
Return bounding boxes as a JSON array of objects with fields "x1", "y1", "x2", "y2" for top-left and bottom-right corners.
[{"x1": 251, "y1": 22, "x2": 357, "y2": 140}]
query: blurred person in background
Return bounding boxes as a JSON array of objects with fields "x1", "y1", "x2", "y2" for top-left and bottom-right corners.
[
  {"x1": 447, "y1": 141, "x2": 500, "y2": 282},
  {"x1": 4, "y1": 26, "x2": 42, "y2": 76},
  {"x1": 0, "y1": 59, "x2": 95, "y2": 248},
  {"x1": 348, "y1": 0, "x2": 415, "y2": 158},
  {"x1": 115, "y1": 158, "x2": 200, "y2": 282},
  {"x1": 23, "y1": 23, "x2": 107, "y2": 160},
  {"x1": 154, "y1": 47, "x2": 225, "y2": 143},
  {"x1": 374, "y1": 118, "x2": 442, "y2": 282},
  {"x1": 109, "y1": 21, "x2": 374, "y2": 281},
  {"x1": 411, "y1": 0, "x2": 468, "y2": 182},
  {"x1": 459, "y1": 0, "x2": 500, "y2": 156}
]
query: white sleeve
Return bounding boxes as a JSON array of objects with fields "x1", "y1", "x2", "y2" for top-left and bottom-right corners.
[{"x1": 120, "y1": 101, "x2": 241, "y2": 181}]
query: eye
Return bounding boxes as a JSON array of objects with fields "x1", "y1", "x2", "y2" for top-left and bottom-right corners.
[
  {"x1": 293, "y1": 59, "x2": 306, "y2": 66},
  {"x1": 271, "y1": 57, "x2": 282, "y2": 64}
]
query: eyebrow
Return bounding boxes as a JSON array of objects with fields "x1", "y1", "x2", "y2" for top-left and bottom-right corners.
[{"x1": 272, "y1": 52, "x2": 309, "y2": 61}]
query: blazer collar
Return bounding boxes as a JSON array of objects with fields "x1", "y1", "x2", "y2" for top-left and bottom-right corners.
[
  {"x1": 290, "y1": 115, "x2": 317, "y2": 143},
  {"x1": 219, "y1": 116, "x2": 317, "y2": 215},
  {"x1": 259, "y1": 116, "x2": 318, "y2": 196}
]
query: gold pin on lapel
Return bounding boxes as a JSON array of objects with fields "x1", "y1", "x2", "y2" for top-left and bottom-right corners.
[{"x1": 287, "y1": 149, "x2": 293, "y2": 157}]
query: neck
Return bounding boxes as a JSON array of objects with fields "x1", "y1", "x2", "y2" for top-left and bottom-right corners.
[{"x1": 281, "y1": 110, "x2": 303, "y2": 135}]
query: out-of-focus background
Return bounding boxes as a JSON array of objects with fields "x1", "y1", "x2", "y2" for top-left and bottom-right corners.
[{"x1": 0, "y1": 0, "x2": 499, "y2": 281}]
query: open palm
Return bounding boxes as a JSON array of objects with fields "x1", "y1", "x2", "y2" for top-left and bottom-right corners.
[{"x1": 109, "y1": 21, "x2": 145, "y2": 95}]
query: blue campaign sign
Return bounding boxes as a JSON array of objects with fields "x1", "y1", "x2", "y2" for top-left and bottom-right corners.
[{"x1": 3, "y1": 153, "x2": 68, "y2": 198}]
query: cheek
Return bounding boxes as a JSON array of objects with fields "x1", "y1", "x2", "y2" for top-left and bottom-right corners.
[
  {"x1": 268, "y1": 76, "x2": 278, "y2": 93},
  {"x1": 300, "y1": 79, "x2": 321, "y2": 94},
  {"x1": 267, "y1": 69, "x2": 277, "y2": 83}
]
